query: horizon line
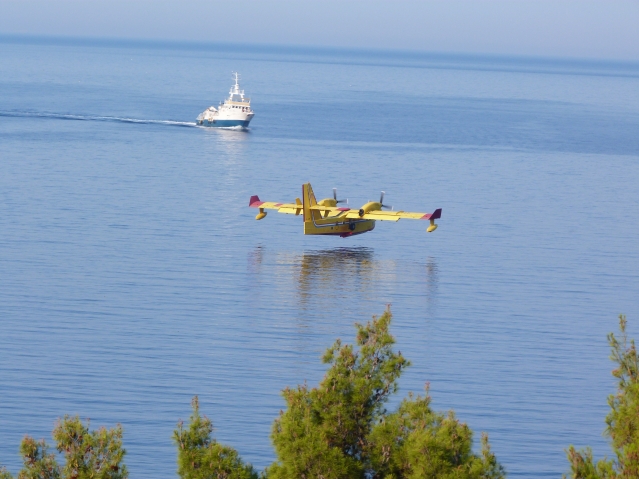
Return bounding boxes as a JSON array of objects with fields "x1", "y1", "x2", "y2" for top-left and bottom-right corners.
[{"x1": 2, "y1": 33, "x2": 639, "y2": 68}]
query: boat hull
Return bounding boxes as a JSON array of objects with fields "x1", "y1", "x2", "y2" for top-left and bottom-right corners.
[{"x1": 198, "y1": 119, "x2": 251, "y2": 128}]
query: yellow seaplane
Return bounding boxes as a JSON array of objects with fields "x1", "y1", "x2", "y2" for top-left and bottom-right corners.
[{"x1": 249, "y1": 183, "x2": 441, "y2": 237}]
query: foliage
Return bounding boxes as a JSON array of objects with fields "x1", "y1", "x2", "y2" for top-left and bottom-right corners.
[
  {"x1": 2, "y1": 418, "x2": 126, "y2": 479},
  {"x1": 5, "y1": 307, "x2": 504, "y2": 479},
  {"x1": 17, "y1": 437, "x2": 60, "y2": 479},
  {"x1": 0, "y1": 466, "x2": 13, "y2": 479},
  {"x1": 52, "y1": 416, "x2": 127, "y2": 479},
  {"x1": 267, "y1": 306, "x2": 504, "y2": 479},
  {"x1": 566, "y1": 314, "x2": 639, "y2": 479},
  {"x1": 369, "y1": 389, "x2": 504, "y2": 479},
  {"x1": 173, "y1": 396, "x2": 258, "y2": 479}
]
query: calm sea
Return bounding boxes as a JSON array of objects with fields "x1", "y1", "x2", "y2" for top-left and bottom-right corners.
[{"x1": 1, "y1": 38, "x2": 638, "y2": 478}]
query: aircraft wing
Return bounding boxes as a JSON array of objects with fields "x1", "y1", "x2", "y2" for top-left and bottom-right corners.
[
  {"x1": 343, "y1": 208, "x2": 442, "y2": 222},
  {"x1": 249, "y1": 195, "x2": 303, "y2": 215},
  {"x1": 310, "y1": 205, "x2": 351, "y2": 213}
]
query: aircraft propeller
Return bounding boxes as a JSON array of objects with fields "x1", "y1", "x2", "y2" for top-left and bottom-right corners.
[
  {"x1": 379, "y1": 191, "x2": 392, "y2": 210},
  {"x1": 333, "y1": 188, "x2": 348, "y2": 205}
]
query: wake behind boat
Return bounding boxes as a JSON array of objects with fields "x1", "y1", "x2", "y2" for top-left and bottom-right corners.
[{"x1": 197, "y1": 72, "x2": 254, "y2": 128}]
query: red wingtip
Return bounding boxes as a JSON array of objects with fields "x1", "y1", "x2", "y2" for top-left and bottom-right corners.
[
  {"x1": 249, "y1": 195, "x2": 262, "y2": 207},
  {"x1": 420, "y1": 208, "x2": 442, "y2": 220}
]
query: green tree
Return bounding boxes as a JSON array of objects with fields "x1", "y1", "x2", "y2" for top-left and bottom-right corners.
[
  {"x1": 52, "y1": 416, "x2": 127, "y2": 479},
  {"x1": 267, "y1": 307, "x2": 504, "y2": 479},
  {"x1": 17, "y1": 437, "x2": 60, "y2": 479},
  {"x1": 566, "y1": 314, "x2": 639, "y2": 479},
  {"x1": 2, "y1": 418, "x2": 126, "y2": 479},
  {"x1": 0, "y1": 466, "x2": 14, "y2": 479},
  {"x1": 368, "y1": 389, "x2": 503, "y2": 479},
  {"x1": 173, "y1": 396, "x2": 258, "y2": 479}
]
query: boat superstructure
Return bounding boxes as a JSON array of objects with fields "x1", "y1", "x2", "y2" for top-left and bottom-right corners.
[{"x1": 197, "y1": 72, "x2": 254, "y2": 128}]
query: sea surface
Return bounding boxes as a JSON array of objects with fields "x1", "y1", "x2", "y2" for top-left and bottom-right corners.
[{"x1": 1, "y1": 38, "x2": 639, "y2": 478}]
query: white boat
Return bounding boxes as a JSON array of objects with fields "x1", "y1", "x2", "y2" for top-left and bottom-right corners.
[{"x1": 197, "y1": 72, "x2": 254, "y2": 128}]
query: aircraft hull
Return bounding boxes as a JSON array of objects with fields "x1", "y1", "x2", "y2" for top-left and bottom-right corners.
[{"x1": 304, "y1": 218, "x2": 375, "y2": 237}]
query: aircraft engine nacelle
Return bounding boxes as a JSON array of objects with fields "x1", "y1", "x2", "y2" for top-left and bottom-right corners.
[
  {"x1": 317, "y1": 198, "x2": 337, "y2": 207},
  {"x1": 319, "y1": 188, "x2": 347, "y2": 208},
  {"x1": 358, "y1": 202, "x2": 382, "y2": 216}
]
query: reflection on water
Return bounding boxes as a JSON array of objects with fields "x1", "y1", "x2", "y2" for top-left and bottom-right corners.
[
  {"x1": 292, "y1": 247, "x2": 389, "y2": 308},
  {"x1": 247, "y1": 245, "x2": 264, "y2": 275},
  {"x1": 247, "y1": 246, "x2": 439, "y2": 317},
  {"x1": 218, "y1": 129, "x2": 249, "y2": 160},
  {"x1": 424, "y1": 256, "x2": 438, "y2": 309},
  {"x1": 203, "y1": 127, "x2": 251, "y2": 191},
  {"x1": 245, "y1": 246, "x2": 439, "y2": 368},
  {"x1": 207, "y1": 126, "x2": 251, "y2": 143}
]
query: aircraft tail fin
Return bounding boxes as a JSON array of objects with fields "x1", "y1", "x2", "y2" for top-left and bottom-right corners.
[{"x1": 302, "y1": 183, "x2": 322, "y2": 222}]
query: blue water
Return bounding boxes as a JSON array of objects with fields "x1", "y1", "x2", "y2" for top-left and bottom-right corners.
[{"x1": 1, "y1": 38, "x2": 639, "y2": 478}]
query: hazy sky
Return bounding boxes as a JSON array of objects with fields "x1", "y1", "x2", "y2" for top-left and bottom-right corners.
[{"x1": 1, "y1": 0, "x2": 638, "y2": 61}]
